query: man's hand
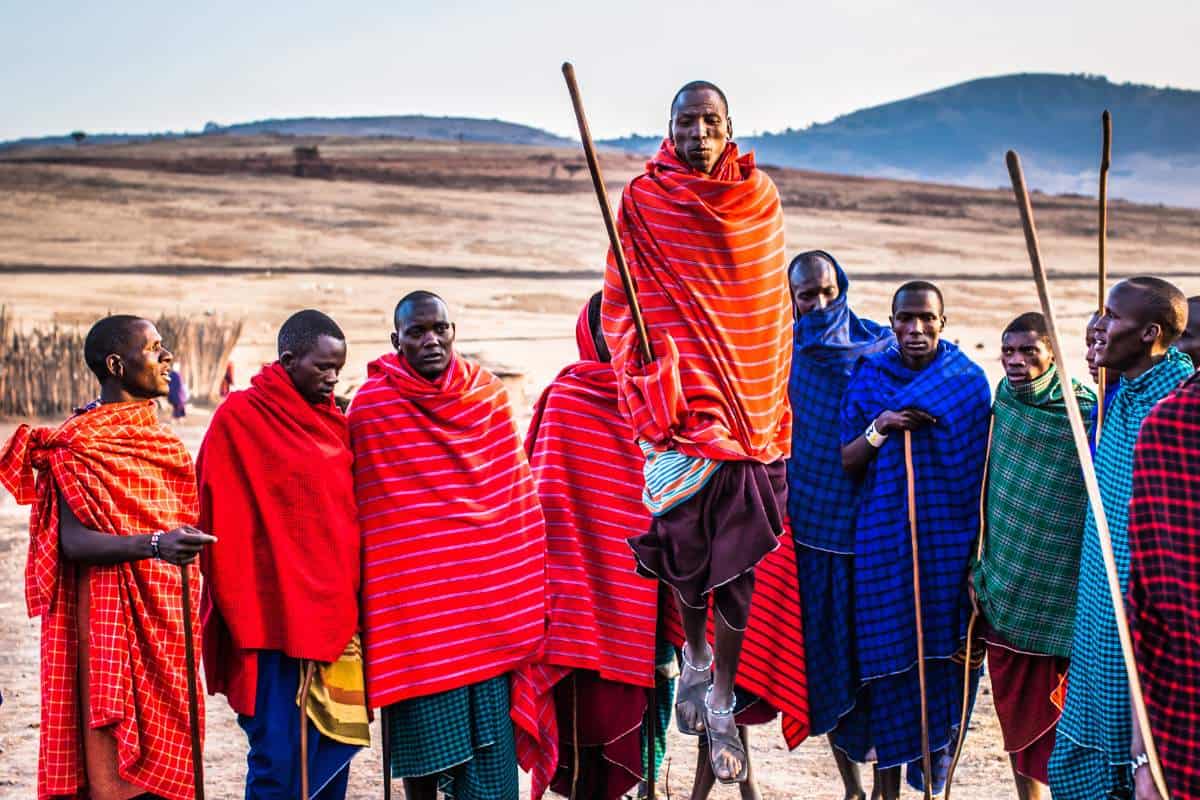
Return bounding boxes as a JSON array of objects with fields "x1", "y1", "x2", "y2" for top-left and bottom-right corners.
[
  {"x1": 875, "y1": 408, "x2": 937, "y2": 434},
  {"x1": 966, "y1": 569, "x2": 980, "y2": 614},
  {"x1": 1134, "y1": 764, "x2": 1163, "y2": 800},
  {"x1": 157, "y1": 526, "x2": 217, "y2": 565}
]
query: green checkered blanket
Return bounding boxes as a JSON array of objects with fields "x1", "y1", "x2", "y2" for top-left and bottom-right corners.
[{"x1": 973, "y1": 365, "x2": 1096, "y2": 657}]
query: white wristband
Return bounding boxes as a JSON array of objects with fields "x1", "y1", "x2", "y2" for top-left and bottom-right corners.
[{"x1": 865, "y1": 420, "x2": 888, "y2": 449}]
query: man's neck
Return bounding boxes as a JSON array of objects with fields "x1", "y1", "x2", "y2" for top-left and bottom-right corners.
[
  {"x1": 99, "y1": 383, "x2": 140, "y2": 404},
  {"x1": 1120, "y1": 349, "x2": 1167, "y2": 381}
]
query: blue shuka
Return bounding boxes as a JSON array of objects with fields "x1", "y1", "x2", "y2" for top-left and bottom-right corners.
[
  {"x1": 786, "y1": 255, "x2": 893, "y2": 736},
  {"x1": 837, "y1": 340, "x2": 991, "y2": 791}
]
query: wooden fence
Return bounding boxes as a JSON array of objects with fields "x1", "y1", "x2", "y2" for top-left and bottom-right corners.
[{"x1": 0, "y1": 308, "x2": 243, "y2": 417}]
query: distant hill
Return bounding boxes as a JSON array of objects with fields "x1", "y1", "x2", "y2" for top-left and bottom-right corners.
[
  {"x1": 0, "y1": 115, "x2": 571, "y2": 152},
  {"x1": 601, "y1": 74, "x2": 1200, "y2": 207}
]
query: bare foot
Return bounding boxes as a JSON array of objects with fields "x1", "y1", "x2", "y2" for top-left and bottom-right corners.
[
  {"x1": 706, "y1": 704, "x2": 747, "y2": 783},
  {"x1": 675, "y1": 642, "x2": 711, "y2": 734}
]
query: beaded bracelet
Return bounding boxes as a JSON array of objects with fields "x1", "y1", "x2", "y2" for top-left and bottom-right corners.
[{"x1": 150, "y1": 531, "x2": 163, "y2": 560}]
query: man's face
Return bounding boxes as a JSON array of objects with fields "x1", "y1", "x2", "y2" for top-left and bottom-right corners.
[
  {"x1": 790, "y1": 261, "x2": 840, "y2": 317},
  {"x1": 669, "y1": 88, "x2": 731, "y2": 175},
  {"x1": 1094, "y1": 284, "x2": 1158, "y2": 373},
  {"x1": 393, "y1": 299, "x2": 455, "y2": 380},
  {"x1": 1085, "y1": 315, "x2": 1102, "y2": 382},
  {"x1": 1177, "y1": 300, "x2": 1200, "y2": 369},
  {"x1": 281, "y1": 334, "x2": 346, "y2": 405},
  {"x1": 890, "y1": 290, "x2": 945, "y2": 364},
  {"x1": 109, "y1": 320, "x2": 173, "y2": 399},
  {"x1": 1001, "y1": 330, "x2": 1053, "y2": 387}
]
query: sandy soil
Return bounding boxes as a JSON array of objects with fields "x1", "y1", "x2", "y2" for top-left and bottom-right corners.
[{"x1": 0, "y1": 137, "x2": 1196, "y2": 797}]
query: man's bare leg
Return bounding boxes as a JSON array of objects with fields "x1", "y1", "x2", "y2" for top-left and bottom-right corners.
[
  {"x1": 403, "y1": 775, "x2": 438, "y2": 800},
  {"x1": 1009, "y1": 754, "x2": 1046, "y2": 800},
  {"x1": 871, "y1": 764, "x2": 901, "y2": 800},
  {"x1": 830, "y1": 736, "x2": 866, "y2": 800},
  {"x1": 676, "y1": 593, "x2": 713, "y2": 733},
  {"x1": 690, "y1": 726, "x2": 761, "y2": 800},
  {"x1": 705, "y1": 606, "x2": 749, "y2": 782}
]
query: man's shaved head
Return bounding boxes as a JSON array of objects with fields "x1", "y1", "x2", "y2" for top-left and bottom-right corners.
[
  {"x1": 1003, "y1": 311, "x2": 1050, "y2": 341},
  {"x1": 394, "y1": 290, "x2": 447, "y2": 330},
  {"x1": 1176, "y1": 295, "x2": 1200, "y2": 367},
  {"x1": 891, "y1": 280, "x2": 945, "y2": 315},
  {"x1": 1118, "y1": 276, "x2": 1188, "y2": 344},
  {"x1": 277, "y1": 309, "x2": 345, "y2": 358},
  {"x1": 670, "y1": 81, "x2": 729, "y2": 116},
  {"x1": 788, "y1": 250, "x2": 836, "y2": 284},
  {"x1": 84, "y1": 314, "x2": 149, "y2": 382}
]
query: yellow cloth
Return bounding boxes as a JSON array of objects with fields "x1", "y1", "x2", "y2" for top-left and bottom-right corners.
[{"x1": 296, "y1": 634, "x2": 370, "y2": 747}]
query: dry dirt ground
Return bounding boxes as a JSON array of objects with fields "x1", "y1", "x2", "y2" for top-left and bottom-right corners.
[{"x1": 0, "y1": 137, "x2": 1197, "y2": 797}]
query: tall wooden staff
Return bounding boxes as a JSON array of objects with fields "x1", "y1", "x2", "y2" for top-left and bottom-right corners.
[
  {"x1": 561, "y1": 60, "x2": 657, "y2": 799},
  {"x1": 561, "y1": 62, "x2": 653, "y2": 363},
  {"x1": 903, "y1": 431, "x2": 933, "y2": 800},
  {"x1": 180, "y1": 563, "x2": 206, "y2": 800},
  {"x1": 381, "y1": 707, "x2": 392, "y2": 800},
  {"x1": 1096, "y1": 110, "x2": 1112, "y2": 440},
  {"x1": 1006, "y1": 149, "x2": 1170, "y2": 800}
]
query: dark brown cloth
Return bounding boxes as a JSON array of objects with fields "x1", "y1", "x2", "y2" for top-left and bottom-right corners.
[
  {"x1": 981, "y1": 619, "x2": 1066, "y2": 785},
  {"x1": 630, "y1": 460, "x2": 786, "y2": 630}
]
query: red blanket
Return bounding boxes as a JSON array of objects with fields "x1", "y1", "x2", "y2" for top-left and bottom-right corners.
[
  {"x1": 1129, "y1": 373, "x2": 1200, "y2": 799},
  {"x1": 197, "y1": 361, "x2": 360, "y2": 715},
  {"x1": 601, "y1": 139, "x2": 792, "y2": 463},
  {"x1": 349, "y1": 352, "x2": 546, "y2": 707},
  {"x1": 0, "y1": 401, "x2": 202, "y2": 800},
  {"x1": 511, "y1": 306, "x2": 662, "y2": 798}
]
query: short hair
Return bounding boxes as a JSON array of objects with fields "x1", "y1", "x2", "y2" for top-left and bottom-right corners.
[
  {"x1": 671, "y1": 81, "x2": 729, "y2": 116},
  {"x1": 84, "y1": 315, "x2": 148, "y2": 382},
  {"x1": 393, "y1": 290, "x2": 446, "y2": 329},
  {"x1": 1003, "y1": 312, "x2": 1049, "y2": 340},
  {"x1": 587, "y1": 291, "x2": 603, "y2": 336},
  {"x1": 277, "y1": 309, "x2": 344, "y2": 357},
  {"x1": 1120, "y1": 276, "x2": 1188, "y2": 343},
  {"x1": 891, "y1": 280, "x2": 944, "y2": 314},
  {"x1": 788, "y1": 250, "x2": 837, "y2": 285}
]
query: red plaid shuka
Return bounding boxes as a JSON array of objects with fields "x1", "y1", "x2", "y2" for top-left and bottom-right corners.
[
  {"x1": 511, "y1": 305, "x2": 663, "y2": 799},
  {"x1": 0, "y1": 400, "x2": 203, "y2": 800},
  {"x1": 349, "y1": 352, "x2": 546, "y2": 708},
  {"x1": 1129, "y1": 372, "x2": 1200, "y2": 799}
]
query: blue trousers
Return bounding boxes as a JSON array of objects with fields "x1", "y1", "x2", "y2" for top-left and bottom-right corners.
[{"x1": 237, "y1": 650, "x2": 359, "y2": 800}]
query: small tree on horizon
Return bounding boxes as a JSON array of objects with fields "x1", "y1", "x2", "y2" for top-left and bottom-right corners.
[{"x1": 70, "y1": 131, "x2": 86, "y2": 146}]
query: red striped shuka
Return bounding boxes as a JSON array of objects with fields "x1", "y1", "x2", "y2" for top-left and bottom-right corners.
[
  {"x1": 601, "y1": 138, "x2": 792, "y2": 464},
  {"x1": 1128, "y1": 372, "x2": 1200, "y2": 799},
  {"x1": 348, "y1": 351, "x2": 546, "y2": 708},
  {"x1": 511, "y1": 305, "x2": 664, "y2": 799},
  {"x1": 0, "y1": 401, "x2": 203, "y2": 800}
]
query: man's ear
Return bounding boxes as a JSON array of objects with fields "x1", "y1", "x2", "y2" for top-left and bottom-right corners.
[
  {"x1": 390, "y1": 331, "x2": 400, "y2": 351},
  {"x1": 279, "y1": 350, "x2": 296, "y2": 371},
  {"x1": 104, "y1": 353, "x2": 123, "y2": 379},
  {"x1": 726, "y1": 117, "x2": 733, "y2": 140},
  {"x1": 667, "y1": 120, "x2": 674, "y2": 141}
]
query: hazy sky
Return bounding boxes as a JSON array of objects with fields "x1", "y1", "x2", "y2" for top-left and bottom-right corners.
[{"x1": 2, "y1": 0, "x2": 1197, "y2": 142}]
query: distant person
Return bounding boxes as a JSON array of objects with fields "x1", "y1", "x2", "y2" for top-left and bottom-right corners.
[
  {"x1": 198, "y1": 310, "x2": 365, "y2": 799},
  {"x1": 785, "y1": 250, "x2": 893, "y2": 800},
  {"x1": 220, "y1": 360, "x2": 235, "y2": 398},
  {"x1": 168, "y1": 367, "x2": 188, "y2": 420},
  {"x1": 1127, "y1": 370, "x2": 1200, "y2": 800},
  {"x1": 0, "y1": 314, "x2": 214, "y2": 799},
  {"x1": 839, "y1": 281, "x2": 991, "y2": 798},
  {"x1": 510, "y1": 293, "x2": 673, "y2": 800},
  {"x1": 349, "y1": 291, "x2": 545, "y2": 800},
  {"x1": 971, "y1": 312, "x2": 1096, "y2": 799},
  {"x1": 602, "y1": 79, "x2": 803, "y2": 788},
  {"x1": 1176, "y1": 295, "x2": 1200, "y2": 369},
  {"x1": 1048, "y1": 277, "x2": 1193, "y2": 800}
]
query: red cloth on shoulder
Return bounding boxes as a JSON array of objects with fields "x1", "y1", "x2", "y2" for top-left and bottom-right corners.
[
  {"x1": 512, "y1": 305, "x2": 662, "y2": 799},
  {"x1": 601, "y1": 139, "x2": 792, "y2": 463},
  {"x1": 349, "y1": 352, "x2": 546, "y2": 707},
  {"x1": 197, "y1": 361, "x2": 360, "y2": 715},
  {"x1": 0, "y1": 401, "x2": 202, "y2": 800}
]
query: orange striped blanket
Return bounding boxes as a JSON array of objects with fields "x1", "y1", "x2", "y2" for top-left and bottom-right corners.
[{"x1": 601, "y1": 139, "x2": 792, "y2": 464}]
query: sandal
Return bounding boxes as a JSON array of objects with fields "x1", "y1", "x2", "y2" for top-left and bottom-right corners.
[
  {"x1": 674, "y1": 642, "x2": 713, "y2": 736},
  {"x1": 705, "y1": 688, "x2": 748, "y2": 784}
]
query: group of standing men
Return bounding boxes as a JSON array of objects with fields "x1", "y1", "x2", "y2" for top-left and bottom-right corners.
[{"x1": 3, "y1": 80, "x2": 1200, "y2": 800}]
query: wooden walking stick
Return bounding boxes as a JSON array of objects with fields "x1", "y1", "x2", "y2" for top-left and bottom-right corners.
[
  {"x1": 381, "y1": 706, "x2": 392, "y2": 800},
  {"x1": 1007, "y1": 149, "x2": 1171, "y2": 800},
  {"x1": 943, "y1": 418, "x2": 994, "y2": 800},
  {"x1": 1096, "y1": 109, "x2": 1113, "y2": 441},
  {"x1": 903, "y1": 431, "x2": 934, "y2": 800},
  {"x1": 561, "y1": 61, "x2": 653, "y2": 364},
  {"x1": 180, "y1": 563, "x2": 206, "y2": 800},
  {"x1": 299, "y1": 660, "x2": 316, "y2": 800},
  {"x1": 645, "y1": 671, "x2": 657, "y2": 800}
]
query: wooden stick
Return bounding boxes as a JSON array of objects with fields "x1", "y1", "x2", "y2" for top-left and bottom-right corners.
[
  {"x1": 1006, "y1": 149, "x2": 1171, "y2": 800},
  {"x1": 646, "y1": 670, "x2": 657, "y2": 800},
  {"x1": 1096, "y1": 110, "x2": 1112, "y2": 441},
  {"x1": 180, "y1": 563, "x2": 206, "y2": 800},
  {"x1": 943, "y1": 418, "x2": 993, "y2": 799},
  {"x1": 903, "y1": 431, "x2": 933, "y2": 800},
  {"x1": 299, "y1": 660, "x2": 316, "y2": 799},
  {"x1": 561, "y1": 62, "x2": 654, "y2": 364},
  {"x1": 381, "y1": 706, "x2": 392, "y2": 800}
]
